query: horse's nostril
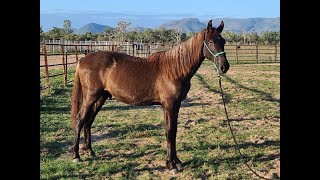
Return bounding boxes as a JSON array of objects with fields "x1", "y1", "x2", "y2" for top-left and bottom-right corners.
[{"x1": 221, "y1": 66, "x2": 225, "y2": 72}]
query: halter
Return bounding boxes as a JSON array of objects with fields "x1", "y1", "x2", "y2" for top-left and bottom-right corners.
[
  {"x1": 203, "y1": 41, "x2": 226, "y2": 77},
  {"x1": 203, "y1": 41, "x2": 226, "y2": 58}
]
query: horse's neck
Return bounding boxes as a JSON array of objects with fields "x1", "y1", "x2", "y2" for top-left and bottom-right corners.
[{"x1": 162, "y1": 31, "x2": 205, "y2": 81}]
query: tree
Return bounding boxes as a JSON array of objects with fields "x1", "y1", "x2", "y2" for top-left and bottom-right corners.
[
  {"x1": 127, "y1": 30, "x2": 138, "y2": 42},
  {"x1": 172, "y1": 28, "x2": 183, "y2": 43},
  {"x1": 260, "y1": 31, "x2": 280, "y2": 45},
  {"x1": 136, "y1": 31, "x2": 145, "y2": 43},
  {"x1": 40, "y1": 26, "x2": 45, "y2": 40},
  {"x1": 248, "y1": 31, "x2": 260, "y2": 45},
  {"x1": 166, "y1": 29, "x2": 176, "y2": 43},
  {"x1": 46, "y1": 27, "x2": 65, "y2": 40},
  {"x1": 63, "y1": 19, "x2": 72, "y2": 34},
  {"x1": 180, "y1": 32, "x2": 187, "y2": 42},
  {"x1": 155, "y1": 27, "x2": 167, "y2": 43},
  {"x1": 76, "y1": 34, "x2": 87, "y2": 41},
  {"x1": 186, "y1": 32, "x2": 197, "y2": 40},
  {"x1": 104, "y1": 27, "x2": 116, "y2": 41},
  {"x1": 63, "y1": 34, "x2": 77, "y2": 41},
  {"x1": 221, "y1": 30, "x2": 239, "y2": 44},
  {"x1": 143, "y1": 28, "x2": 156, "y2": 43},
  {"x1": 115, "y1": 20, "x2": 131, "y2": 42},
  {"x1": 97, "y1": 34, "x2": 106, "y2": 41},
  {"x1": 85, "y1": 32, "x2": 92, "y2": 40}
]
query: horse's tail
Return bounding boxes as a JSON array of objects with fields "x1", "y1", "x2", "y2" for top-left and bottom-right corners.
[{"x1": 71, "y1": 63, "x2": 82, "y2": 131}]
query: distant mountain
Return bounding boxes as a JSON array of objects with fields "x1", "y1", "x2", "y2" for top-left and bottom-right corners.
[
  {"x1": 40, "y1": 12, "x2": 174, "y2": 31},
  {"x1": 129, "y1": 26, "x2": 146, "y2": 32},
  {"x1": 40, "y1": 11, "x2": 280, "y2": 34},
  {"x1": 159, "y1": 18, "x2": 205, "y2": 33},
  {"x1": 74, "y1": 23, "x2": 111, "y2": 34},
  {"x1": 208, "y1": 17, "x2": 280, "y2": 34},
  {"x1": 44, "y1": 17, "x2": 280, "y2": 35},
  {"x1": 159, "y1": 17, "x2": 280, "y2": 34}
]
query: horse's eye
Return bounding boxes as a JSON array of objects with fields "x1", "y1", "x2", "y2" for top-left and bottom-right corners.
[{"x1": 209, "y1": 41, "x2": 213, "y2": 44}]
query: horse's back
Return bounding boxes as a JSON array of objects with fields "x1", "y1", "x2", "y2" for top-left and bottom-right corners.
[{"x1": 78, "y1": 51, "x2": 118, "y2": 68}]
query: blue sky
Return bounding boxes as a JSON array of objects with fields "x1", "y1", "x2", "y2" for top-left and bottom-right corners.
[{"x1": 40, "y1": 0, "x2": 279, "y2": 18}]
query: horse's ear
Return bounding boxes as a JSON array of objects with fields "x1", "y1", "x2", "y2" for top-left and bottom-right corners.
[
  {"x1": 207, "y1": 20, "x2": 213, "y2": 31},
  {"x1": 217, "y1": 21, "x2": 224, "y2": 33}
]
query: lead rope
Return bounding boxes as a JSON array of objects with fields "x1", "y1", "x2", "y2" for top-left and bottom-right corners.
[{"x1": 204, "y1": 41, "x2": 269, "y2": 180}]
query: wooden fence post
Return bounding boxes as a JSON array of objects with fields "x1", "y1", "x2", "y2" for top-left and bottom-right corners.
[
  {"x1": 275, "y1": 45, "x2": 278, "y2": 63},
  {"x1": 61, "y1": 45, "x2": 66, "y2": 85},
  {"x1": 52, "y1": 39, "x2": 55, "y2": 53},
  {"x1": 236, "y1": 45, "x2": 239, "y2": 63},
  {"x1": 132, "y1": 44, "x2": 135, "y2": 57},
  {"x1": 86, "y1": 45, "x2": 89, "y2": 55},
  {"x1": 43, "y1": 45, "x2": 50, "y2": 92},
  {"x1": 256, "y1": 45, "x2": 258, "y2": 63},
  {"x1": 65, "y1": 51, "x2": 68, "y2": 86},
  {"x1": 75, "y1": 45, "x2": 78, "y2": 63}
]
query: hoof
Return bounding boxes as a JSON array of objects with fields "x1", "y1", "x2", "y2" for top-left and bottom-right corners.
[
  {"x1": 171, "y1": 168, "x2": 179, "y2": 175},
  {"x1": 72, "y1": 158, "x2": 81, "y2": 163},
  {"x1": 176, "y1": 163, "x2": 184, "y2": 171}
]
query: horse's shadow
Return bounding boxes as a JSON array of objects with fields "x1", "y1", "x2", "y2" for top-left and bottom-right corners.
[
  {"x1": 40, "y1": 95, "x2": 71, "y2": 114},
  {"x1": 40, "y1": 138, "x2": 73, "y2": 158},
  {"x1": 223, "y1": 75, "x2": 279, "y2": 103},
  {"x1": 194, "y1": 73, "x2": 232, "y2": 104},
  {"x1": 101, "y1": 100, "x2": 211, "y2": 111},
  {"x1": 194, "y1": 73, "x2": 280, "y2": 104},
  {"x1": 182, "y1": 140, "x2": 280, "y2": 168},
  {"x1": 93, "y1": 123, "x2": 163, "y2": 140},
  {"x1": 225, "y1": 115, "x2": 280, "y2": 122},
  {"x1": 49, "y1": 161, "x2": 143, "y2": 179},
  {"x1": 101, "y1": 103, "x2": 161, "y2": 111}
]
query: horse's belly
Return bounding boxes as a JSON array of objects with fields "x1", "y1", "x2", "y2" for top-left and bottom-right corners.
[
  {"x1": 105, "y1": 67, "x2": 159, "y2": 105},
  {"x1": 107, "y1": 85, "x2": 159, "y2": 105},
  {"x1": 112, "y1": 93, "x2": 159, "y2": 105}
]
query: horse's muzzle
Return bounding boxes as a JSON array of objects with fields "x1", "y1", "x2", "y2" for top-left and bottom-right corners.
[{"x1": 220, "y1": 62, "x2": 230, "y2": 74}]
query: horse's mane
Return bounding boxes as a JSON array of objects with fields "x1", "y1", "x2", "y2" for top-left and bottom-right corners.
[{"x1": 148, "y1": 29, "x2": 205, "y2": 79}]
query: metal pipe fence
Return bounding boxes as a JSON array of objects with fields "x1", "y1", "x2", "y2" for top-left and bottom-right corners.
[{"x1": 40, "y1": 42, "x2": 280, "y2": 92}]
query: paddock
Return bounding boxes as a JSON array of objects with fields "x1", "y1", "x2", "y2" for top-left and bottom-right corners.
[{"x1": 40, "y1": 57, "x2": 280, "y2": 179}]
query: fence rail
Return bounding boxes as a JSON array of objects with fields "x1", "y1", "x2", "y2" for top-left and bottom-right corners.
[{"x1": 40, "y1": 42, "x2": 280, "y2": 92}]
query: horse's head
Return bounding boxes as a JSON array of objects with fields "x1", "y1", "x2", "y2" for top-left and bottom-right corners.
[{"x1": 203, "y1": 20, "x2": 230, "y2": 74}]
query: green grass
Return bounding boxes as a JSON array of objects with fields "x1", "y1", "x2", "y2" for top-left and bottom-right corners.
[{"x1": 40, "y1": 62, "x2": 280, "y2": 179}]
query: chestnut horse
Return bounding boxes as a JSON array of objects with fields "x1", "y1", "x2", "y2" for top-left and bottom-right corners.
[{"x1": 70, "y1": 20, "x2": 229, "y2": 172}]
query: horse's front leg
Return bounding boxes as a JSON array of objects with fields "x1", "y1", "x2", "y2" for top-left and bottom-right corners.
[{"x1": 163, "y1": 100, "x2": 183, "y2": 172}]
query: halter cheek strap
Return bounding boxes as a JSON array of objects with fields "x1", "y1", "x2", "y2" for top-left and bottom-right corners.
[
  {"x1": 203, "y1": 41, "x2": 226, "y2": 58},
  {"x1": 203, "y1": 41, "x2": 226, "y2": 76}
]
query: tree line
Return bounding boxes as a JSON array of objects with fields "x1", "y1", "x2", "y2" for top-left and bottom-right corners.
[{"x1": 40, "y1": 20, "x2": 280, "y2": 45}]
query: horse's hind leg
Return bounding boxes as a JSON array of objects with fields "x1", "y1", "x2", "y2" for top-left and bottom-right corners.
[
  {"x1": 83, "y1": 92, "x2": 110, "y2": 157},
  {"x1": 73, "y1": 90, "x2": 102, "y2": 162}
]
